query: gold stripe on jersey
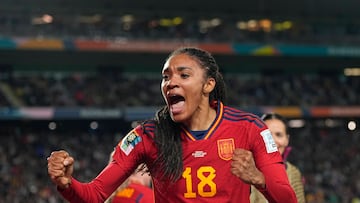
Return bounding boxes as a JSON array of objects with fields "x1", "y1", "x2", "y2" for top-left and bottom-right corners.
[
  {"x1": 204, "y1": 102, "x2": 224, "y2": 140},
  {"x1": 182, "y1": 101, "x2": 224, "y2": 141}
]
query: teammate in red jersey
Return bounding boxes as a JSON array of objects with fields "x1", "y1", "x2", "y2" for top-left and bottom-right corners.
[
  {"x1": 107, "y1": 164, "x2": 154, "y2": 203},
  {"x1": 47, "y1": 47, "x2": 297, "y2": 203},
  {"x1": 104, "y1": 152, "x2": 154, "y2": 203}
]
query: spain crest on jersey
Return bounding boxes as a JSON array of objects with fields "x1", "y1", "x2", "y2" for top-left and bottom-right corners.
[
  {"x1": 217, "y1": 138, "x2": 235, "y2": 160},
  {"x1": 120, "y1": 130, "x2": 142, "y2": 156}
]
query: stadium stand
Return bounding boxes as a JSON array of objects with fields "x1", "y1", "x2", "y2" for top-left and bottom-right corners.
[
  {"x1": 0, "y1": 71, "x2": 359, "y2": 108},
  {"x1": 1, "y1": 0, "x2": 360, "y2": 45},
  {"x1": 0, "y1": 0, "x2": 359, "y2": 202}
]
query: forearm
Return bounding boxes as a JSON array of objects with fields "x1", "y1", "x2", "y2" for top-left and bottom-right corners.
[
  {"x1": 57, "y1": 163, "x2": 128, "y2": 203},
  {"x1": 58, "y1": 178, "x2": 108, "y2": 203},
  {"x1": 258, "y1": 163, "x2": 298, "y2": 203}
]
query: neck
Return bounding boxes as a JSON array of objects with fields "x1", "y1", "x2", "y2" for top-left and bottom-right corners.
[{"x1": 185, "y1": 104, "x2": 217, "y2": 131}]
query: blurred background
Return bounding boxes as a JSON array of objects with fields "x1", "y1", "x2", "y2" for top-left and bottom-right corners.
[{"x1": 0, "y1": 0, "x2": 359, "y2": 202}]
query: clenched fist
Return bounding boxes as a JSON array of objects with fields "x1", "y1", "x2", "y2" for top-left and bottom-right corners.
[
  {"x1": 230, "y1": 148, "x2": 265, "y2": 188},
  {"x1": 47, "y1": 150, "x2": 74, "y2": 189}
]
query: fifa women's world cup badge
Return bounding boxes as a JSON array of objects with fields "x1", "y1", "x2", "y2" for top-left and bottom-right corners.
[
  {"x1": 217, "y1": 138, "x2": 235, "y2": 160},
  {"x1": 120, "y1": 131, "x2": 142, "y2": 156}
]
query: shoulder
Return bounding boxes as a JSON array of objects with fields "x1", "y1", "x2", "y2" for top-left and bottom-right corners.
[
  {"x1": 286, "y1": 161, "x2": 305, "y2": 201},
  {"x1": 286, "y1": 162, "x2": 302, "y2": 174},
  {"x1": 111, "y1": 183, "x2": 154, "y2": 203},
  {"x1": 129, "y1": 183, "x2": 153, "y2": 193},
  {"x1": 132, "y1": 120, "x2": 156, "y2": 137},
  {"x1": 286, "y1": 161, "x2": 303, "y2": 180},
  {"x1": 223, "y1": 106, "x2": 266, "y2": 128},
  {"x1": 142, "y1": 120, "x2": 156, "y2": 133},
  {"x1": 118, "y1": 120, "x2": 157, "y2": 154}
]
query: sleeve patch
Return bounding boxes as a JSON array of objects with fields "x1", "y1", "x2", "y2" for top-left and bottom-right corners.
[
  {"x1": 120, "y1": 131, "x2": 142, "y2": 155},
  {"x1": 260, "y1": 129, "x2": 278, "y2": 153}
]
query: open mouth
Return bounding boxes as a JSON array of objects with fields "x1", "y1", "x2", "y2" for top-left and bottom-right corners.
[
  {"x1": 168, "y1": 94, "x2": 185, "y2": 114},
  {"x1": 168, "y1": 94, "x2": 185, "y2": 105}
]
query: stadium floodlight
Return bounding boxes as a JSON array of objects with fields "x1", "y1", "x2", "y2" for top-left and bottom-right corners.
[{"x1": 348, "y1": 120, "x2": 357, "y2": 131}]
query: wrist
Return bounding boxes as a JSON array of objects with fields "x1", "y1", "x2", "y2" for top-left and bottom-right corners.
[
  {"x1": 255, "y1": 183, "x2": 267, "y2": 191},
  {"x1": 252, "y1": 171, "x2": 265, "y2": 189},
  {"x1": 57, "y1": 177, "x2": 72, "y2": 190}
]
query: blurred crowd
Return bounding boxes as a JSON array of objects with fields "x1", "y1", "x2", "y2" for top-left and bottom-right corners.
[
  {"x1": 0, "y1": 71, "x2": 358, "y2": 108},
  {"x1": 0, "y1": 124, "x2": 125, "y2": 203},
  {"x1": 290, "y1": 123, "x2": 360, "y2": 203}
]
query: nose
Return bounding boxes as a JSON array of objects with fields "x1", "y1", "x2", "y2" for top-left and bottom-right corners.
[{"x1": 166, "y1": 77, "x2": 179, "y2": 89}]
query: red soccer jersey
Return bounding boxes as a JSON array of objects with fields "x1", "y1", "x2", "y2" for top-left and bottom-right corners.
[
  {"x1": 60, "y1": 102, "x2": 296, "y2": 203},
  {"x1": 111, "y1": 183, "x2": 154, "y2": 203}
]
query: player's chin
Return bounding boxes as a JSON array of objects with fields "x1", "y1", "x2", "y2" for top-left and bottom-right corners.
[{"x1": 170, "y1": 112, "x2": 187, "y2": 123}]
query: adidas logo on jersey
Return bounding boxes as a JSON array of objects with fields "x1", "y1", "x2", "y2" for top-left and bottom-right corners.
[{"x1": 192, "y1": 150, "x2": 207, "y2": 158}]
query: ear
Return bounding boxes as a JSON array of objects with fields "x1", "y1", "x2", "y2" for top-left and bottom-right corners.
[{"x1": 203, "y1": 77, "x2": 216, "y2": 94}]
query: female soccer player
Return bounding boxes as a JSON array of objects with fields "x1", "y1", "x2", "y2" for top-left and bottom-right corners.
[{"x1": 47, "y1": 47, "x2": 297, "y2": 203}]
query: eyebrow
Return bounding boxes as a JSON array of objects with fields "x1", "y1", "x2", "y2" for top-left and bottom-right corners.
[
  {"x1": 177, "y1": 66, "x2": 191, "y2": 71},
  {"x1": 163, "y1": 66, "x2": 191, "y2": 73}
]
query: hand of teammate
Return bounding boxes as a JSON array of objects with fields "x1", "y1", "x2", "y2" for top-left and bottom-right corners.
[
  {"x1": 230, "y1": 148, "x2": 265, "y2": 188},
  {"x1": 47, "y1": 150, "x2": 74, "y2": 189}
]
